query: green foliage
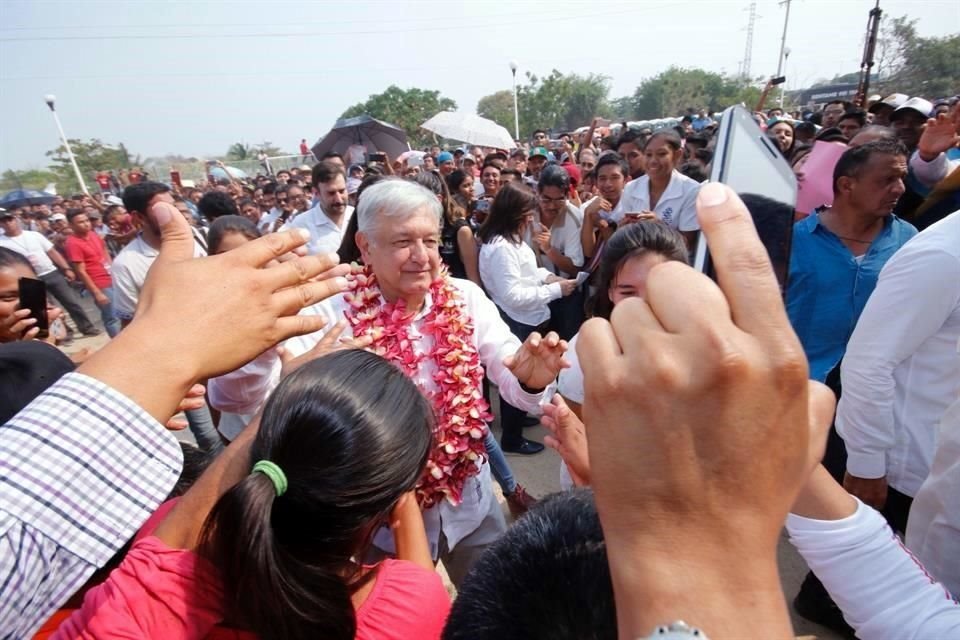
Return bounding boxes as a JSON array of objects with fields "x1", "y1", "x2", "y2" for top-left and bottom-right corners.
[
  {"x1": 225, "y1": 142, "x2": 253, "y2": 161},
  {"x1": 0, "y1": 168, "x2": 60, "y2": 192},
  {"x1": 340, "y1": 85, "x2": 457, "y2": 148},
  {"x1": 45, "y1": 138, "x2": 138, "y2": 193},
  {"x1": 476, "y1": 90, "x2": 516, "y2": 135},
  {"x1": 630, "y1": 67, "x2": 761, "y2": 119},
  {"x1": 876, "y1": 16, "x2": 959, "y2": 97},
  {"x1": 517, "y1": 70, "x2": 611, "y2": 137}
]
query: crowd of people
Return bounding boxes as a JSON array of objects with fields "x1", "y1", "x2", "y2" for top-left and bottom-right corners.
[{"x1": 1, "y1": 86, "x2": 959, "y2": 640}]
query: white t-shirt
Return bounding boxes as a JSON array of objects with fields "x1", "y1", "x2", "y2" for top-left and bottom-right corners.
[
  {"x1": 615, "y1": 170, "x2": 701, "y2": 231},
  {"x1": 0, "y1": 230, "x2": 56, "y2": 276},
  {"x1": 538, "y1": 203, "x2": 584, "y2": 279},
  {"x1": 289, "y1": 203, "x2": 355, "y2": 256},
  {"x1": 112, "y1": 234, "x2": 206, "y2": 321}
]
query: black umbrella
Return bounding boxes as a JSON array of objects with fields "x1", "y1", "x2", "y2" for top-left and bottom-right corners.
[
  {"x1": 311, "y1": 115, "x2": 409, "y2": 160},
  {"x1": 0, "y1": 189, "x2": 57, "y2": 210}
]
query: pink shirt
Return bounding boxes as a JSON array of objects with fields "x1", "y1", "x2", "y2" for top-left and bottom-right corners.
[{"x1": 53, "y1": 502, "x2": 451, "y2": 639}]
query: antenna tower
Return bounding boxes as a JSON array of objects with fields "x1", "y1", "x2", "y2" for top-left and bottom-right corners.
[{"x1": 742, "y1": 2, "x2": 757, "y2": 80}]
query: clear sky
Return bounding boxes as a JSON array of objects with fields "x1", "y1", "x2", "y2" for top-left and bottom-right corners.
[{"x1": 0, "y1": 0, "x2": 956, "y2": 171}]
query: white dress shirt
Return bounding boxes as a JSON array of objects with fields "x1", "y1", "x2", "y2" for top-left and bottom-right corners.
[
  {"x1": 208, "y1": 278, "x2": 554, "y2": 556},
  {"x1": 538, "y1": 203, "x2": 584, "y2": 279},
  {"x1": 787, "y1": 500, "x2": 960, "y2": 639},
  {"x1": 836, "y1": 211, "x2": 960, "y2": 496},
  {"x1": 257, "y1": 207, "x2": 284, "y2": 233},
  {"x1": 910, "y1": 150, "x2": 958, "y2": 188},
  {"x1": 289, "y1": 203, "x2": 355, "y2": 256},
  {"x1": 615, "y1": 170, "x2": 701, "y2": 231},
  {"x1": 907, "y1": 396, "x2": 960, "y2": 597},
  {"x1": 479, "y1": 235, "x2": 562, "y2": 327}
]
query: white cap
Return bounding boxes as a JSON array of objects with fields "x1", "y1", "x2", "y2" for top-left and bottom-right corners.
[
  {"x1": 891, "y1": 97, "x2": 934, "y2": 120},
  {"x1": 869, "y1": 93, "x2": 908, "y2": 113}
]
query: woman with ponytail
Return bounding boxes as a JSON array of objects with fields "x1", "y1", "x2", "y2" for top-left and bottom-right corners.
[{"x1": 56, "y1": 349, "x2": 449, "y2": 640}]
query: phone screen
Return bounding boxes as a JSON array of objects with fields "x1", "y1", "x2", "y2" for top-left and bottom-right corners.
[
  {"x1": 18, "y1": 277, "x2": 49, "y2": 338},
  {"x1": 693, "y1": 105, "x2": 797, "y2": 297}
]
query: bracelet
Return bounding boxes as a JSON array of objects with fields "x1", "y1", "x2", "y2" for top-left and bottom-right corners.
[{"x1": 639, "y1": 621, "x2": 708, "y2": 640}]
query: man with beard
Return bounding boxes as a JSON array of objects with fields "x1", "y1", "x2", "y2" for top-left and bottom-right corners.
[{"x1": 290, "y1": 161, "x2": 354, "y2": 256}]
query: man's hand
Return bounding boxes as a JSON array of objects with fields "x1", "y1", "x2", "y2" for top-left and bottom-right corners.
[
  {"x1": 542, "y1": 395, "x2": 590, "y2": 486},
  {"x1": 504, "y1": 331, "x2": 569, "y2": 391},
  {"x1": 621, "y1": 211, "x2": 657, "y2": 225},
  {"x1": 917, "y1": 107, "x2": 960, "y2": 162},
  {"x1": 163, "y1": 384, "x2": 208, "y2": 430},
  {"x1": 94, "y1": 292, "x2": 109, "y2": 307},
  {"x1": 64, "y1": 268, "x2": 76, "y2": 282},
  {"x1": 578, "y1": 183, "x2": 820, "y2": 638},
  {"x1": 77, "y1": 200, "x2": 350, "y2": 425},
  {"x1": 584, "y1": 197, "x2": 612, "y2": 225},
  {"x1": 535, "y1": 229, "x2": 552, "y2": 253},
  {"x1": 842, "y1": 472, "x2": 888, "y2": 510}
]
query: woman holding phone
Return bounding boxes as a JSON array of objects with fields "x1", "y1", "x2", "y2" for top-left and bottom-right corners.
[
  {"x1": 0, "y1": 248, "x2": 64, "y2": 344},
  {"x1": 478, "y1": 181, "x2": 578, "y2": 455},
  {"x1": 617, "y1": 130, "x2": 701, "y2": 245}
]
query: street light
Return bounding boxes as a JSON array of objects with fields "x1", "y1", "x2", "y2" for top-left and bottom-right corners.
[
  {"x1": 44, "y1": 94, "x2": 89, "y2": 194},
  {"x1": 780, "y1": 48, "x2": 792, "y2": 108},
  {"x1": 509, "y1": 60, "x2": 520, "y2": 142}
]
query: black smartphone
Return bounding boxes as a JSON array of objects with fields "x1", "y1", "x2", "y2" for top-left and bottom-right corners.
[
  {"x1": 771, "y1": 76, "x2": 787, "y2": 86},
  {"x1": 18, "y1": 277, "x2": 49, "y2": 339},
  {"x1": 693, "y1": 105, "x2": 797, "y2": 297}
]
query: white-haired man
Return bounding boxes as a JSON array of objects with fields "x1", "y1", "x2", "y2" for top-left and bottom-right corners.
[{"x1": 209, "y1": 179, "x2": 567, "y2": 585}]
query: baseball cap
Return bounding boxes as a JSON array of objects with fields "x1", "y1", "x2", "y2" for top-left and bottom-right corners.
[
  {"x1": 437, "y1": 151, "x2": 454, "y2": 164},
  {"x1": 891, "y1": 97, "x2": 934, "y2": 121},
  {"x1": 105, "y1": 195, "x2": 124, "y2": 206},
  {"x1": 346, "y1": 177, "x2": 362, "y2": 195},
  {"x1": 461, "y1": 155, "x2": 476, "y2": 165},
  {"x1": 50, "y1": 213, "x2": 67, "y2": 223},
  {"x1": 529, "y1": 146, "x2": 550, "y2": 159},
  {"x1": 510, "y1": 148, "x2": 527, "y2": 159},
  {"x1": 453, "y1": 148, "x2": 465, "y2": 156},
  {"x1": 868, "y1": 93, "x2": 908, "y2": 113},
  {"x1": 0, "y1": 209, "x2": 13, "y2": 220}
]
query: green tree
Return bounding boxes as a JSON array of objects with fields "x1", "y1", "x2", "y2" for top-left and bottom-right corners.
[
  {"x1": 340, "y1": 85, "x2": 457, "y2": 148},
  {"x1": 630, "y1": 67, "x2": 761, "y2": 119},
  {"x1": 876, "y1": 16, "x2": 959, "y2": 97},
  {"x1": 477, "y1": 90, "x2": 516, "y2": 134},
  {"x1": 255, "y1": 141, "x2": 286, "y2": 157},
  {"x1": 225, "y1": 142, "x2": 253, "y2": 161},
  {"x1": 45, "y1": 138, "x2": 137, "y2": 193},
  {"x1": 0, "y1": 168, "x2": 60, "y2": 192},
  {"x1": 517, "y1": 70, "x2": 611, "y2": 137}
]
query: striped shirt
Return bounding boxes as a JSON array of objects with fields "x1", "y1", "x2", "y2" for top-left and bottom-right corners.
[{"x1": 0, "y1": 373, "x2": 182, "y2": 638}]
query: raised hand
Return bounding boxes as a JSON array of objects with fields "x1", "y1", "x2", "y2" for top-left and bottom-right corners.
[
  {"x1": 542, "y1": 395, "x2": 590, "y2": 486},
  {"x1": 578, "y1": 183, "x2": 822, "y2": 638},
  {"x1": 278, "y1": 320, "x2": 373, "y2": 379},
  {"x1": 504, "y1": 331, "x2": 569, "y2": 391},
  {"x1": 918, "y1": 106, "x2": 960, "y2": 162}
]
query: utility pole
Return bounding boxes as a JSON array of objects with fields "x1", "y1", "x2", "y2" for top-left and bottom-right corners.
[
  {"x1": 776, "y1": 0, "x2": 792, "y2": 108},
  {"x1": 742, "y1": 2, "x2": 757, "y2": 80},
  {"x1": 855, "y1": 1, "x2": 883, "y2": 107}
]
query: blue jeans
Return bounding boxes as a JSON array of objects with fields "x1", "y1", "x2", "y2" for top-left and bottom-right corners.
[
  {"x1": 483, "y1": 429, "x2": 517, "y2": 495},
  {"x1": 97, "y1": 286, "x2": 122, "y2": 338}
]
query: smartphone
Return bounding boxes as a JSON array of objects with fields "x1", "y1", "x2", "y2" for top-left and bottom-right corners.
[
  {"x1": 474, "y1": 199, "x2": 490, "y2": 214},
  {"x1": 18, "y1": 277, "x2": 49, "y2": 339},
  {"x1": 771, "y1": 76, "x2": 787, "y2": 86},
  {"x1": 693, "y1": 105, "x2": 797, "y2": 297},
  {"x1": 170, "y1": 169, "x2": 182, "y2": 189}
]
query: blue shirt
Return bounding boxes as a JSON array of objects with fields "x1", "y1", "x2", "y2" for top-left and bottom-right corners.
[
  {"x1": 787, "y1": 212, "x2": 917, "y2": 382},
  {"x1": 691, "y1": 116, "x2": 713, "y2": 132}
]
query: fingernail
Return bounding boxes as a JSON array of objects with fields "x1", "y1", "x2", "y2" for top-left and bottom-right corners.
[
  {"x1": 698, "y1": 182, "x2": 729, "y2": 208},
  {"x1": 334, "y1": 276, "x2": 348, "y2": 290},
  {"x1": 326, "y1": 252, "x2": 340, "y2": 263},
  {"x1": 152, "y1": 203, "x2": 172, "y2": 226},
  {"x1": 298, "y1": 228, "x2": 310, "y2": 240}
]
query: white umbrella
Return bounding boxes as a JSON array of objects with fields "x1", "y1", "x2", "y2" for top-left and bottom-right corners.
[{"x1": 421, "y1": 111, "x2": 514, "y2": 149}]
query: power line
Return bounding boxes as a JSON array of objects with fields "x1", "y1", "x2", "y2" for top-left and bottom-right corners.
[{"x1": 0, "y1": 7, "x2": 655, "y2": 43}]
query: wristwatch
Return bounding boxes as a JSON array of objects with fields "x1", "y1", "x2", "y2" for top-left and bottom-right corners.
[{"x1": 639, "y1": 621, "x2": 709, "y2": 639}]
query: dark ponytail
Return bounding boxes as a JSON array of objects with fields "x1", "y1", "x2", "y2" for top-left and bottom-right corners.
[{"x1": 199, "y1": 350, "x2": 434, "y2": 640}]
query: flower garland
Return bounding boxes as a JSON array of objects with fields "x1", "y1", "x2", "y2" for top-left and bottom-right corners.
[{"x1": 343, "y1": 264, "x2": 493, "y2": 508}]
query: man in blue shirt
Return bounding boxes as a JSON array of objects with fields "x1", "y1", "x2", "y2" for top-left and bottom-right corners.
[
  {"x1": 788, "y1": 138, "x2": 917, "y2": 634},
  {"x1": 691, "y1": 108, "x2": 713, "y2": 132},
  {"x1": 787, "y1": 139, "x2": 917, "y2": 383}
]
